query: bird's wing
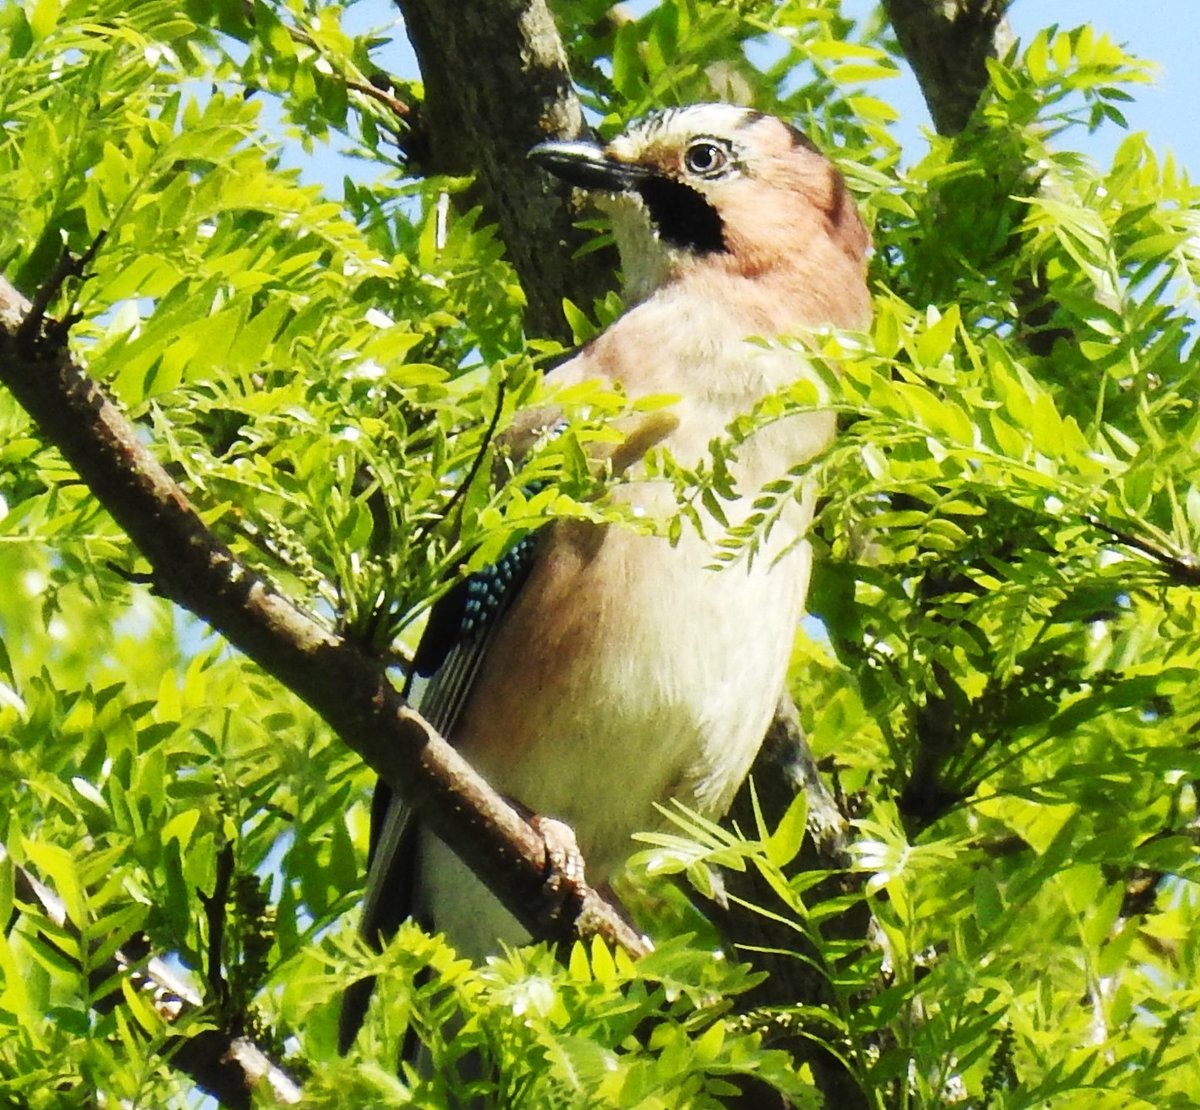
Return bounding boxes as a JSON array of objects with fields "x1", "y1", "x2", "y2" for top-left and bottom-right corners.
[
  {"x1": 357, "y1": 533, "x2": 541, "y2": 944},
  {"x1": 340, "y1": 363, "x2": 678, "y2": 1050},
  {"x1": 338, "y1": 530, "x2": 540, "y2": 1053}
]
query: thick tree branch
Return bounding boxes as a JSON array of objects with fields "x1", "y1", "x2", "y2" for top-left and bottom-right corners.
[
  {"x1": 882, "y1": 0, "x2": 1014, "y2": 135},
  {"x1": 395, "y1": 0, "x2": 617, "y2": 341},
  {"x1": 0, "y1": 279, "x2": 647, "y2": 970}
]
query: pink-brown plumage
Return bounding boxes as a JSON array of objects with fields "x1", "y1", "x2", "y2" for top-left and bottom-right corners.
[{"x1": 343, "y1": 103, "x2": 872, "y2": 1037}]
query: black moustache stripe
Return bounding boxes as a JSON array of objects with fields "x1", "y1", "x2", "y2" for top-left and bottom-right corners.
[{"x1": 636, "y1": 176, "x2": 728, "y2": 255}]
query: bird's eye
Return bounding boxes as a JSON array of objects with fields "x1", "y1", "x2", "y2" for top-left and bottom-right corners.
[{"x1": 683, "y1": 140, "x2": 729, "y2": 178}]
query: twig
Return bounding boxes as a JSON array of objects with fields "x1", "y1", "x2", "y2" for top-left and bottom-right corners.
[
  {"x1": 106, "y1": 561, "x2": 158, "y2": 588},
  {"x1": 345, "y1": 76, "x2": 411, "y2": 121},
  {"x1": 237, "y1": 0, "x2": 411, "y2": 123},
  {"x1": 412, "y1": 376, "x2": 509, "y2": 557},
  {"x1": 1082, "y1": 512, "x2": 1200, "y2": 585},
  {"x1": 202, "y1": 841, "x2": 236, "y2": 1010},
  {"x1": 14, "y1": 231, "x2": 107, "y2": 348}
]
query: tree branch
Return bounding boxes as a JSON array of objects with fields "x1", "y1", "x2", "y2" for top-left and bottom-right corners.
[
  {"x1": 881, "y1": 0, "x2": 1014, "y2": 135},
  {"x1": 395, "y1": 0, "x2": 618, "y2": 341},
  {"x1": 0, "y1": 279, "x2": 647, "y2": 968}
]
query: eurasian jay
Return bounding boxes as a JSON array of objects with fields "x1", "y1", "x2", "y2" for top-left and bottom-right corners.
[{"x1": 340, "y1": 102, "x2": 871, "y2": 1049}]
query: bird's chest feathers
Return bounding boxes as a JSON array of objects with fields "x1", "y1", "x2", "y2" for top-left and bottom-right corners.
[
  {"x1": 607, "y1": 340, "x2": 832, "y2": 543},
  {"x1": 456, "y1": 515, "x2": 811, "y2": 878},
  {"x1": 585, "y1": 291, "x2": 833, "y2": 485},
  {"x1": 453, "y1": 298, "x2": 832, "y2": 873}
]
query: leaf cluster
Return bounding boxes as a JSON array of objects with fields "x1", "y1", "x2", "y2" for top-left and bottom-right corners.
[{"x1": 1, "y1": 1, "x2": 1199, "y2": 1107}]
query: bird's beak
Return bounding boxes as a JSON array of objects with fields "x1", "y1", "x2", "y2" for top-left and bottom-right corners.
[{"x1": 528, "y1": 139, "x2": 650, "y2": 193}]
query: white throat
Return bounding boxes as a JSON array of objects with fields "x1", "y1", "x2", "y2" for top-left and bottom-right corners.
[{"x1": 601, "y1": 193, "x2": 691, "y2": 305}]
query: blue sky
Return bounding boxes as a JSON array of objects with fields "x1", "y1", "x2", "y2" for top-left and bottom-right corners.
[
  {"x1": 843, "y1": 0, "x2": 1199, "y2": 173},
  {"x1": 1011, "y1": 1, "x2": 1197, "y2": 173}
]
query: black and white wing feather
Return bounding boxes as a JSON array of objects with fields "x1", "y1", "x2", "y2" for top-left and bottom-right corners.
[{"x1": 338, "y1": 535, "x2": 538, "y2": 1051}]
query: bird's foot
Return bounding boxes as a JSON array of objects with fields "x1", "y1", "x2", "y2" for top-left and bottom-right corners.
[{"x1": 530, "y1": 815, "x2": 587, "y2": 931}]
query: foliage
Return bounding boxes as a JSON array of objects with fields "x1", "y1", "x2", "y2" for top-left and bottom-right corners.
[
  {"x1": 0, "y1": 0, "x2": 1197, "y2": 1106},
  {"x1": 285, "y1": 925, "x2": 815, "y2": 1109}
]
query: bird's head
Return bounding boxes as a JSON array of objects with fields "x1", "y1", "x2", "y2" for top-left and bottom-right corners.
[{"x1": 530, "y1": 103, "x2": 870, "y2": 319}]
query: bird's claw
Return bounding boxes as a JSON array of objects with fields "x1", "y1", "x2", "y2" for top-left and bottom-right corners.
[{"x1": 531, "y1": 815, "x2": 587, "y2": 930}]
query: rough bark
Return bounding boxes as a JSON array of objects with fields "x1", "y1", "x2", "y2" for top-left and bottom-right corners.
[
  {"x1": 396, "y1": 0, "x2": 618, "y2": 341},
  {"x1": 882, "y1": 0, "x2": 1014, "y2": 135}
]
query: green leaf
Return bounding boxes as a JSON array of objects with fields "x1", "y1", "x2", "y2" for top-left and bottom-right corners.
[
  {"x1": 765, "y1": 790, "x2": 808, "y2": 869},
  {"x1": 22, "y1": 840, "x2": 86, "y2": 929}
]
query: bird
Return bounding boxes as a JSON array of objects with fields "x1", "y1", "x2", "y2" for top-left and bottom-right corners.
[{"x1": 340, "y1": 102, "x2": 871, "y2": 1050}]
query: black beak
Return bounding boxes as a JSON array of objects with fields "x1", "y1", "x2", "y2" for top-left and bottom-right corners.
[{"x1": 528, "y1": 139, "x2": 651, "y2": 193}]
